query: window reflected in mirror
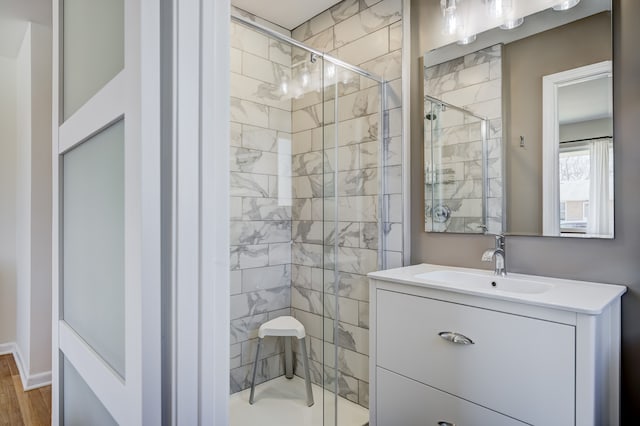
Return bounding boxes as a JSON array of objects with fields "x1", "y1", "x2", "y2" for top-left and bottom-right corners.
[{"x1": 558, "y1": 140, "x2": 613, "y2": 236}]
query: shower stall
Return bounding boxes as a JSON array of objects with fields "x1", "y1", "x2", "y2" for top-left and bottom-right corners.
[{"x1": 229, "y1": 14, "x2": 388, "y2": 425}]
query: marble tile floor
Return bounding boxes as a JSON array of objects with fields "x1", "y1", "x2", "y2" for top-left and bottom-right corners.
[{"x1": 230, "y1": 375, "x2": 369, "y2": 426}]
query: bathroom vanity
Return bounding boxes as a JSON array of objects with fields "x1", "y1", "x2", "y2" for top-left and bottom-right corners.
[{"x1": 368, "y1": 264, "x2": 626, "y2": 426}]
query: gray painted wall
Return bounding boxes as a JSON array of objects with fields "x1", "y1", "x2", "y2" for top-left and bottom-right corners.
[{"x1": 410, "y1": 0, "x2": 640, "y2": 421}]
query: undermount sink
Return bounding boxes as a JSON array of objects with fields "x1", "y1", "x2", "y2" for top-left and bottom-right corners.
[{"x1": 414, "y1": 270, "x2": 553, "y2": 295}]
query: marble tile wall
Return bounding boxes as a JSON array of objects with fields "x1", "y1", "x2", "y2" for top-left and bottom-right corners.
[
  {"x1": 290, "y1": 0, "x2": 404, "y2": 408},
  {"x1": 424, "y1": 44, "x2": 503, "y2": 234},
  {"x1": 229, "y1": 12, "x2": 294, "y2": 393}
]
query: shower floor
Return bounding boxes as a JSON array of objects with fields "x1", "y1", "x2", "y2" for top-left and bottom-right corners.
[{"x1": 230, "y1": 376, "x2": 369, "y2": 426}]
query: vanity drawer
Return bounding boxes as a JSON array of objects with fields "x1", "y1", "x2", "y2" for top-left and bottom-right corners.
[
  {"x1": 377, "y1": 367, "x2": 526, "y2": 426},
  {"x1": 376, "y1": 289, "x2": 575, "y2": 425}
]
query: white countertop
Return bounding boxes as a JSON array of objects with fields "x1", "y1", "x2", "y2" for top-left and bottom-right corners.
[{"x1": 368, "y1": 263, "x2": 627, "y2": 315}]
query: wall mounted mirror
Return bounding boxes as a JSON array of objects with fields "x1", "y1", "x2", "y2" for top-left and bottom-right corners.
[{"x1": 423, "y1": 0, "x2": 613, "y2": 238}]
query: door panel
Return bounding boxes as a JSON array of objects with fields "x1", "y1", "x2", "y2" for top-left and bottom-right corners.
[
  {"x1": 53, "y1": 0, "x2": 155, "y2": 424},
  {"x1": 62, "y1": 119, "x2": 125, "y2": 377},
  {"x1": 62, "y1": 356, "x2": 118, "y2": 426},
  {"x1": 62, "y1": 0, "x2": 124, "y2": 120}
]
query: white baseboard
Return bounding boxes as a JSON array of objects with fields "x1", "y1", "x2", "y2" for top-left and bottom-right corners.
[
  {"x1": 0, "y1": 342, "x2": 52, "y2": 390},
  {"x1": 22, "y1": 370, "x2": 52, "y2": 390},
  {"x1": 0, "y1": 341, "x2": 17, "y2": 355}
]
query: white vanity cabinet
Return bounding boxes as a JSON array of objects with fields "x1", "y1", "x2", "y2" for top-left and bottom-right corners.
[{"x1": 368, "y1": 264, "x2": 626, "y2": 426}]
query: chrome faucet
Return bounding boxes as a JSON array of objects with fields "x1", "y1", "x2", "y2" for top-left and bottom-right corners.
[{"x1": 482, "y1": 234, "x2": 507, "y2": 276}]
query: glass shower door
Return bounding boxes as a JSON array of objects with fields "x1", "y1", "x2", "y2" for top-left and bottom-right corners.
[
  {"x1": 322, "y1": 57, "x2": 338, "y2": 426},
  {"x1": 323, "y1": 61, "x2": 384, "y2": 425}
]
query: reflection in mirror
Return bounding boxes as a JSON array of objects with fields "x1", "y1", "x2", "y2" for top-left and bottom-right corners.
[
  {"x1": 542, "y1": 61, "x2": 613, "y2": 237},
  {"x1": 424, "y1": 45, "x2": 503, "y2": 234},
  {"x1": 424, "y1": 95, "x2": 494, "y2": 233},
  {"x1": 422, "y1": 0, "x2": 613, "y2": 238}
]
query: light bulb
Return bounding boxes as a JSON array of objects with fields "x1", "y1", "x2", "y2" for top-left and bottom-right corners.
[
  {"x1": 487, "y1": 0, "x2": 513, "y2": 19},
  {"x1": 440, "y1": 0, "x2": 457, "y2": 14},
  {"x1": 441, "y1": 0, "x2": 458, "y2": 35},
  {"x1": 444, "y1": 12, "x2": 458, "y2": 35},
  {"x1": 300, "y1": 66, "x2": 310, "y2": 88},
  {"x1": 488, "y1": 0, "x2": 505, "y2": 18},
  {"x1": 326, "y1": 64, "x2": 336, "y2": 79}
]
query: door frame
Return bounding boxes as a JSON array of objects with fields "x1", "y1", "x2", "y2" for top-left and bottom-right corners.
[{"x1": 170, "y1": 0, "x2": 230, "y2": 423}]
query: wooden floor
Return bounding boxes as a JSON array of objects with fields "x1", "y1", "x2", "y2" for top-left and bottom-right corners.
[{"x1": 0, "y1": 354, "x2": 51, "y2": 426}]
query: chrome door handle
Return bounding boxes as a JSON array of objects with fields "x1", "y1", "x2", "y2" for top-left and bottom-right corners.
[
  {"x1": 438, "y1": 422, "x2": 456, "y2": 426},
  {"x1": 438, "y1": 331, "x2": 474, "y2": 345}
]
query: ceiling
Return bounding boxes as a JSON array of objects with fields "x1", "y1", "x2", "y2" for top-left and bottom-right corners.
[
  {"x1": 0, "y1": 0, "x2": 51, "y2": 58},
  {"x1": 231, "y1": 0, "x2": 342, "y2": 30},
  {"x1": 1, "y1": 0, "x2": 338, "y2": 57},
  {"x1": 559, "y1": 76, "x2": 613, "y2": 124}
]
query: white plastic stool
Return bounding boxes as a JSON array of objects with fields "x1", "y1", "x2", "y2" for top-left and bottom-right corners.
[{"x1": 249, "y1": 316, "x2": 314, "y2": 406}]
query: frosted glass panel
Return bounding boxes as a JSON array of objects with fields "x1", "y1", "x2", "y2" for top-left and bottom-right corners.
[
  {"x1": 63, "y1": 0, "x2": 124, "y2": 120},
  {"x1": 63, "y1": 356, "x2": 117, "y2": 426},
  {"x1": 63, "y1": 120, "x2": 125, "y2": 376}
]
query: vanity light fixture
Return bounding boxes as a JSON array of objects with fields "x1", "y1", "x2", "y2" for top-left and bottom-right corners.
[
  {"x1": 457, "y1": 34, "x2": 477, "y2": 45},
  {"x1": 500, "y1": 17, "x2": 524, "y2": 29},
  {"x1": 553, "y1": 0, "x2": 580, "y2": 11}
]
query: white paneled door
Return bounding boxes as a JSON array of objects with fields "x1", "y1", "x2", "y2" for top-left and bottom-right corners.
[
  {"x1": 52, "y1": 0, "x2": 232, "y2": 423},
  {"x1": 52, "y1": 0, "x2": 162, "y2": 424}
]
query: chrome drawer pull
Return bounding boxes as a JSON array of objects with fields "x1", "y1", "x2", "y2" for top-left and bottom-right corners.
[
  {"x1": 438, "y1": 422, "x2": 456, "y2": 426},
  {"x1": 438, "y1": 331, "x2": 474, "y2": 345}
]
